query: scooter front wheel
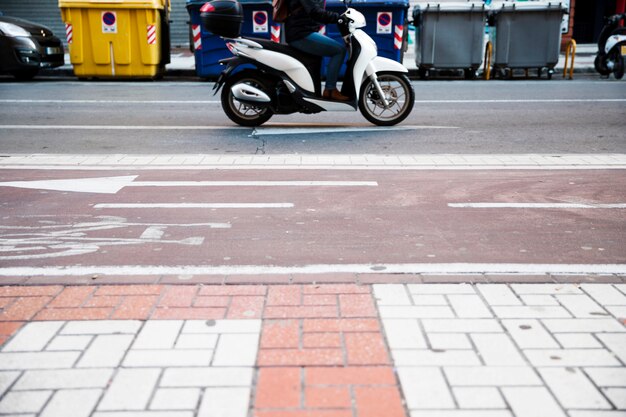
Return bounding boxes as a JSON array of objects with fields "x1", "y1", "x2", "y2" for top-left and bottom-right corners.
[
  {"x1": 221, "y1": 71, "x2": 274, "y2": 127},
  {"x1": 359, "y1": 73, "x2": 414, "y2": 126}
]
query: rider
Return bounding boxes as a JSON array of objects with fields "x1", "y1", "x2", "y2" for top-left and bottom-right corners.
[{"x1": 284, "y1": 0, "x2": 349, "y2": 101}]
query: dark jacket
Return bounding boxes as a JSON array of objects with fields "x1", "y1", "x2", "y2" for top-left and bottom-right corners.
[{"x1": 284, "y1": 0, "x2": 340, "y2": 43}]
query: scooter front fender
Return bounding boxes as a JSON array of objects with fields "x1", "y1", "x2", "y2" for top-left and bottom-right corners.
[
  {"x1": 365, "y1": 56, "x2": 409, "y2": 77},
  {"x1": 605, "y1": 35, "x2": 626, "y2": 54}
]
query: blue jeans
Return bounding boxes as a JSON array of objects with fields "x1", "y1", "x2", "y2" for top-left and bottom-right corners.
[{"x1": 290, "y1": 33, "x2": 346, "y2": 90}]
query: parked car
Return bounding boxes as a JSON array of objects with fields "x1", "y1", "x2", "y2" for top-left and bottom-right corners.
[{"x1": 0, "y1": 12, "x2": 64, "y2": 80}]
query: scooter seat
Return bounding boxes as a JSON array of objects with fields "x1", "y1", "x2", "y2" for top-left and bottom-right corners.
[{"x1": 243, "y1": 37, "x2": 322, "y2": 96}]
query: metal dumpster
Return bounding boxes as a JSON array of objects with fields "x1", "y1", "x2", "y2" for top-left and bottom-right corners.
[
  {"x1": 490, "y1": 1, "x2": 567, "y2": 79},
  {"x1": 413, "y1": 2, "x2": 487, "y2": 79}
]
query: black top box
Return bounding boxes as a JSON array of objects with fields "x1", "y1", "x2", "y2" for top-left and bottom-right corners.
[{"x1": 200, "y1": 0, "x2": 244, "y2": 38}]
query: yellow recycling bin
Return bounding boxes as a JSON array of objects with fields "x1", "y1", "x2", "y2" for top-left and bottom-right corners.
[{"x1": 59, "y1": 0, "x2": 171, "y2": 78}]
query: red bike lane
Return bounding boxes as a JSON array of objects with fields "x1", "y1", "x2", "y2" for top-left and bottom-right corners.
[{"x1": 0, "y1": 168, "x2": 625, "y2": 281}]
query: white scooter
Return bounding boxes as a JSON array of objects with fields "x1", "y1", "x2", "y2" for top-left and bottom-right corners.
[
  {"x1": 209, "y1": 3, "x2": 414, "y2": 126},
  {"x1": 594, "y1": 13, "x2": 626, "y2": 79}
]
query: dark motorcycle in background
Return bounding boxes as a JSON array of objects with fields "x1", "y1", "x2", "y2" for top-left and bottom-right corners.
[{"x1": 594, "y1": 13, "x2": 626, "y2": 79}]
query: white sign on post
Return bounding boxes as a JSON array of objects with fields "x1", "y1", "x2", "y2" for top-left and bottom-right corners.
[
  {"x1": 102, "y1": 11, "x2": 117, "y2": 33},
  {"x1": 253, "y1": 11, "x2": 268, "y2": 33},
  {"x1": 377, "y1": 12, "x2": 392, "y2": 34}
]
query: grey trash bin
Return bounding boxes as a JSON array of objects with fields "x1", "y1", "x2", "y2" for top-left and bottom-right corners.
[
  {"x1": 491, "y1": 1, "x2": 567, "y2": 79},
  {"x1": 413, "y1": 2, "x2": 487, "y2": 79}
]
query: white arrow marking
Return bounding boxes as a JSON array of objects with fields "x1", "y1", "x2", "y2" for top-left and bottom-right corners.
[
  {"x1": 449, "y1": 203, "x2": 626, "y2": 209},
  {"x1": 0, "y1": 176, "x2": 377, "y2": 194},
  {"x1": 0, "y1": 176, "x2": 138, "y2": 194}
]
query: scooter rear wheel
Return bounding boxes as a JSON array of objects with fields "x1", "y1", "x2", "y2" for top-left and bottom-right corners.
[
  {"x1": 221, "y1": 71, "x2": 274, "y2": 127},
  {"x1": 359, "y1": 73, "x2": 414, "y2": 126}
]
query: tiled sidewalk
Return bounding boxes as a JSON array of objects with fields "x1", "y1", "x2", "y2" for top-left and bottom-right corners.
[{"x1": 0, "y1": 283, "x2": 625, "y2": 417}]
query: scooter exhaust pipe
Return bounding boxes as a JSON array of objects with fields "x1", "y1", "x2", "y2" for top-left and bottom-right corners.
[{"x1": 231, "y1": 83, "x2": 271, "y2": 104}]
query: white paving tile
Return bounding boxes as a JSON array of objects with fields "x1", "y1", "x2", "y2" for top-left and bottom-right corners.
[
  {"x1": 596, "y1": 333, "x2": 626, "y2": 363},
  {"x1": 410, "y1": 410, "x2": 513, "y2": 417},
  {"x1": 13, "y1": 369, "x2": 114, "y2": 390},
  {"x1": 160, "y1": 367, "x2": 254, "y2": 387},
  {"x1": 444, "y1": 366, "x2": 542, "y2": 386},
  {"x1": 525, "y1": 349, "x2": 621, "y2": 367},
  {"x1": 539, "y1": 367, "x2": 612, "y2": 409},
  {"x1": 448, "y1": 295, "x2": 492, "y2": 318},
  {"x1": 555, "y1": 333, "x2": 602, "y2": 348},
  {"x1": 582, "y1": 284, "x2": 626, "y2": 305},
  {"x1": 585, "y1": 367, "x2": 626, "y2": 387},
  {"x1": 492, "y1": 306, "x2": 571, "y2": 319},
  {"x1": 213, "y1": 333, "x2": 259, "y2": 366},
  {"x1": 0, "y1": 390, "x2": 52, "y2": 414},
  {"x1": 123, "y1": 349, "x2": 213, "y2": 367},
  {"x1": 556, "y1": 294, "x2": 610, "y2": 318},
  {"x1": 78, "y1": 335, "x2": 133, "y2": 368},
  {"x1": 93, "y1": 412, "x2": 193, "y2": 417},
  {"x1": 412, "y1": 295, "x2": 449, "y2": 305},
  {"x1": 422, "y1": 319, "x2": 503, "y2": 333},
  {"x1": 542, "y1": 318, "x2": 626, "y2": 333},
  {"x1": 40, "y1": 388, "x2": 102, "y2": 417},
  {"x1": 182, "y1": 320, "x2": 261, "y2": 334},
  {"x1": 502, "y1": 387, "x2": 566, "y2": 417},
  {"x1": 150, "y1": 388, "x2": 200, "y2": 410},
  {"x1": 604, "y1": 388, "x2": 626, "y2": 409},
  {"x1": 470, "y1": 334, "x2": 526, "y2": 365},
  {"x1": 198, "y1": 387, "x2": 250, "y2": 417},
  {"x1": 398, "y1": 367, "x2": 455, "y2": 409},
  {"x1": 2, "y1": 322, "x2": 63, "y2": 352},
  {"x1": 0, "y1": 352, "x2": 80, "y2": 370},
  {"x1": 520, "y1": 295, "x2": 559, "y2": 306},
  {"x1": 379, "y1": 306, "x2": 455, "y2": 318},
  {"x1": 382, "y1": 319, "x2": 427, "y2": 349},
  {"x1": 175, "y1": 334, "x2": 219, "y2": 349},
  {"x1": 478, "y1": 285, "x2": 522, "y2": 306},
  {"x1": 0, "y1": 371, "x2": 20, "y2": 397},
  {"x1": 453, "y1": 387, "x2": 506, "y2": 409},
  {"x1": 428, "y1": 334, "x2": 472, "y2": 350},
  {"x1": 501, "y1": 319, "x2": 559, "y2": 349},
  {"x1": 393, "y1": 350, "x2": 481, "y2": 366},
  {"x1": 512, "y1": 284, "x2": 582, "y2": 295},
  {"x1": 46, "y1": 335, "x2": 92, "y2": 351},
  {"x1": 98, "y1": 368, "x2": 161, "y2": 411},
  {"x1": 62, "y1": 320, "x2": 142, "y2": 335},
  {"x1": 569, "y1": 412, "x2": 626, "y2": 417},
  {"x1": 373, "y1": 284, "x2": 411, "y2": 305},
  {"x1": 133, "y1": 321, "x2": 183, "y2": 350}
]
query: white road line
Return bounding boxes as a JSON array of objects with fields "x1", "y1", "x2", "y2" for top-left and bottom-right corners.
[
  {"x1": 449, "y1": 203, "x2": 626, "y2": 209},
  {"x1": 0, "y1": 263, "x2": 624, "y2": 276},
  {"x1": 252, "y1": 125, "x2": 458, "y2": 136},
  {"x1": 0, "y1": 125, "x2": 244, "y2": 130},
  {"x1": 93, "y1": 203, "x2": 294, "y2": 209},
  {"x1": 2, "y1": 99, "x2": 625, "y2": 104},
  {"x1": 127, "y1": 181, "x2": 379, "y2": 187}
]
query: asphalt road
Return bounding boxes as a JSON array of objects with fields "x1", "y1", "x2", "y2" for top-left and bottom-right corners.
[
  {"x1": 0, "y1": 77, "x2": 625, "y2": 282},
  {"x1": 0, "y1": 78, "x2": 624, "y2": 155}
]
